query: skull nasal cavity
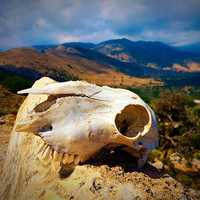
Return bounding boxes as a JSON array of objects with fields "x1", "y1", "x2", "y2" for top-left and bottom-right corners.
[{"x1": 115, "y1": 105, "x2": 149, "y2": 138}]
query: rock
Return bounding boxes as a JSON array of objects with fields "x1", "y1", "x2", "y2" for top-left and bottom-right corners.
[
  {"x1": 170, "y1": 153, "x2": 200, "y2": 173},
  {"x1": 151, "y1": 159, "x2": 164, "y2": 170},
  {"x1": 0, "y1": 77, "x2": 193, "y2": 200},
  {"x1": 191, "y1": 159, "x2": 200, "y2": 172}
]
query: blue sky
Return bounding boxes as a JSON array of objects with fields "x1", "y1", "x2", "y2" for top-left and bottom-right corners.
[{"x1": 0, "y1": 0, "x2": 200, "y2": 49}]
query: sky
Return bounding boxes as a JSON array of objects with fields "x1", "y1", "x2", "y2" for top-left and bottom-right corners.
[{"x1": 0, "y1": 0, "x2": 200, "y2": 49}]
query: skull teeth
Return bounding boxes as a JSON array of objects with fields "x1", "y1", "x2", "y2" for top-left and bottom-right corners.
[
  {"x1": 62, "y1": 153, "x2": 80, "y2": 165},
  {"x1": 62, "y1": 153, "x2": 69, "y2": 164},
  {"x1": 43, "y1": 146, "x2": 52, "y2": 159},
  {"x1": 52, "y1": 150, "x2": 59, "y2": 161},
  {"x1": 74, "y1": 155, "x2": 80, "y2": 165},
  {"x1": 37, "y1": 143, "x2": 48, "y2": 157},
  {"x1": 37, "y1": 142, "x2": 81, "y2": 166},
  {"x1": 68, "y1": 154, "x2": 74, "y2": 163},
  {"x1": 36, "y1": 141, "x2": 46, "y2": 154},
  {"x1": 63, "y1": 154, "x2": 74, "y2": 164}
]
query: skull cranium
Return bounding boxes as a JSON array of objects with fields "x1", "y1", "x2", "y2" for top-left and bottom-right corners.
[{"x1": 16, "y1": 80, "x2": 158, "y2": 168}]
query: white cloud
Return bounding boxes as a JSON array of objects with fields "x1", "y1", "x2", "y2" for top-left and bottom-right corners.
[
  {"x1": 55, "y1": 29, "x2": 120, "y2": 44},
  {"x1": 55, "y1": 34, "x2": 80, "y2": 43}
]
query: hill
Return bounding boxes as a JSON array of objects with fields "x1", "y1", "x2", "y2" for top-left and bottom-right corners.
[
  {"x1": 33, "y1": 39, "x2": 200, "y2": 79},
  {"x1": 0, "y1": 48, "x2": 159, "y2": 88},
  {"x1": 93, "y1": 39, "x2": 200, "y2": 72},
  {"x1": 95, "y1": 39, "x2": 199, "y2": 64},
  {"x1": 1, "y1": 38, "x2": 200, "y2": 87}
]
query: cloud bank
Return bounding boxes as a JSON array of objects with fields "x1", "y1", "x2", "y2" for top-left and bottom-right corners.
[{"x1": 0, "y1": 0, "x2": 200, "y2": 49}]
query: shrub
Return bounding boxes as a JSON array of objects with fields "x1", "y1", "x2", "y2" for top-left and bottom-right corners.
[
  {"x1": 191, "y1": 134, "x2": 200, "y2": 149},
  {"x1": 0, "y1": 71, "x2": 32, "y2": 92}
]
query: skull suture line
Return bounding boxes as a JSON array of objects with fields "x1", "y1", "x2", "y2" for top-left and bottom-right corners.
[{"x1": 16, "y1": 80, "x2": 158, "y2": 168}]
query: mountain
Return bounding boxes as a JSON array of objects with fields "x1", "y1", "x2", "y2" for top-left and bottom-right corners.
[
  {"x1": 1, "y1": 38, "x2": 200, "y2": 88},
  {"x1": 32, "y1": 44, "x2": 57, "y2": 52},
  {"x1": 177, "y1": 42, "x2": 200, "y2": 55},
  {"x1": 93, "y1": 38, "x2": 200, "y2": 69},
  {"x1": 44, "y1": 44, "x2": 149, "y2": 77},
  {"x1": 33, "y1": 42, "x2": 95, "y2": 52},
  {"x1": 63, "y1": 42, "x2": 96, "y2": 49},
  {"x1": 0, "y1": 47, "x2": 159, "y2": 88},
  {"x1": 32, "y1": 39, "x2": 200, "y2": 82},
  {"x1": 35, "y1": 38, "x2": 200, "y2": 76}
]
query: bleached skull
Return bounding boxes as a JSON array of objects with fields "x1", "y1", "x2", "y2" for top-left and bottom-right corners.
[{"x1": 16, "y1": 80, "x2": 158, "y2": 167}]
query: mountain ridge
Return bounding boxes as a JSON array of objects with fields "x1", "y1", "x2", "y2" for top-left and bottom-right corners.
[
  {"x1": 32, "y1": 38, "x2": 200, "y2": 74},
  {"x1": 1, "y1": 38, "x2": 200, "y2": 87},
  {"x1": 177, "y1": 42, "x2": 200, "y2": 55}
]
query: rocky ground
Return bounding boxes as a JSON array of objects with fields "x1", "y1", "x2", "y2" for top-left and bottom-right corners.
[
  {"x1": 0, "y1": 83, "x2": 199, "y2": 200},
  {"x1": 0, "y1": 113, "x2": 199, "y2": 200}
]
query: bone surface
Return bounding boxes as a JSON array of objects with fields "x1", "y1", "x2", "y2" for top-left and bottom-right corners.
[
  {"x1": 16, "y1": 79, "x2": 158, "y2": 166},
  {"x1": 0, "y1": 77, "x2": 189, "y2": 200}
]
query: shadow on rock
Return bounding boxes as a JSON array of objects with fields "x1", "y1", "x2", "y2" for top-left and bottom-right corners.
[{"x1": 84, "y1": 147, "x2": 165, "y2": 179}]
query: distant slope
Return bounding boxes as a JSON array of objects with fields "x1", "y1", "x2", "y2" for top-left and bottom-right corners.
[
  {"x1": 33, "y1": 42, "x2": 95, "y2": 52},
  {"x1": 34, "y1": 39, "x2": 200, "y2": 75},
  {"x1": 2, "y1": 38, "x2": 200, "y2": 87},
  {"x1": 45, "y1": 44, "x2": 150, "y2": 77},
  {"x1": 0, "y1": 48, "x2": 160, "y2": 87},
  {"x1": 176, "y1": 43, "x2": 200, "y2": 55},
  {"x1": 93, "y1": 38, "x2": 200, "y2": 69}
]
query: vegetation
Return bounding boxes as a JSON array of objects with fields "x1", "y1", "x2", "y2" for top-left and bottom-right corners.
[
  {"x1": 130, "y1": 86, "x2": 200, "y2": 189},
  {"x1": 0, "y1": 85, "x2": 24, "y2": 116},
  {"x1": 0, "y1": 71, "x2": 33, "y2": 92},
  {"x1": 0, "y1": 70, "x2": 78, "y2": 92},
  {"x1": 152, "y1": 89, "x2": 200, "y2": 154}
]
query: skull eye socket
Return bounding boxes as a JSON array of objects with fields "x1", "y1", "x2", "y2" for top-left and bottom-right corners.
[{"x1": 115, "y1": 105, "x2": 149, "y2": 138}]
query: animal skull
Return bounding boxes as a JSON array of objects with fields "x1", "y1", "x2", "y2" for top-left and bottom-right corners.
[{"x1": 16, "y1": 80, "x2": 158, "y2": 167}]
